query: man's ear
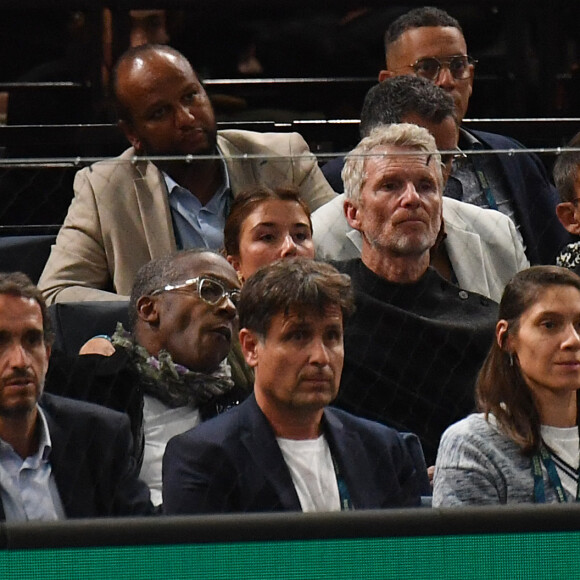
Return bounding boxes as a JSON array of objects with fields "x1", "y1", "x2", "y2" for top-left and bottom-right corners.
[
  {"x1": 136, "y1": 295, "x2": 160, "y2": 325},
  {"x1": 118, "y1": 119, "x2": 142, "y2": 152},
  {"x1": 344, "y1": 198, "x2": 362, "y2": 231},
  {"x1": 239, "y1": 328, "x2": 260, "y2": 368},
  {"x1": 378, "y1": 69, "x2": 393, "y2": 82},
  {"x1": 556, "y1": 202, "x2": 580, "y2": 235}
]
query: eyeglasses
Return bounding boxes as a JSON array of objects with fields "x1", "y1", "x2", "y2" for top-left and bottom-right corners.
[
  {"x1": 405, "y1": 55, "x2": 477, "y2": 81},
  {"x1": 151, "y1": 276, "x2": 241, "y2": 306}
]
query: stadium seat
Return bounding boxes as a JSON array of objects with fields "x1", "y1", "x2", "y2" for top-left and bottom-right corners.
[{"x1": 0, "y1": 234, "x2": 56, "y2": 283}]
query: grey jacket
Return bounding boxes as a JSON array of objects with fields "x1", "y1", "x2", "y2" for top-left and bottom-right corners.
[{"x1": 433, "y1": 413, "x2": 570, "y2": 506}]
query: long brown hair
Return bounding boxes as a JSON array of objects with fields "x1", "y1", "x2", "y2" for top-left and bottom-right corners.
[{"x1": 476, "y1": 266, "x2": 580, "y2": 455}]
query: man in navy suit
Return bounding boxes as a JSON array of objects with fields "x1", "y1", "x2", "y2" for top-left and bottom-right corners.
[
  {"x1": 0, "y1": 272, "x2": 152, "y2": 520},
  {"x1": 365, "y1": 6, "x2": 567, "y2": 264},
  {"x1": 162, "y1": 259, "x2": 423, "y2": 514}
]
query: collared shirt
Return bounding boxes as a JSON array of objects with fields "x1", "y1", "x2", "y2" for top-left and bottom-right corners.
[
  {"x1": 0, "y1": 407, "x2": 66, "y2": 521},
  {"x1": 141, "y1": 395, "x2": 201, "y2": 507},
  {"x1": 447, "y1": 129, "x2": 518, "y2": 230},
  {"x1": 165, "y1": 148, "x2": 231, "y2": 251}
]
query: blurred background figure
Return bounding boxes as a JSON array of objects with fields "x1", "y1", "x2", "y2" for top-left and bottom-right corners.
[
  {"x1": 129, "y1": 10, "x2": 169, "y2": 47},
  {"x1": 554, "y1": 132, "x2": 580, "y2": 276}
]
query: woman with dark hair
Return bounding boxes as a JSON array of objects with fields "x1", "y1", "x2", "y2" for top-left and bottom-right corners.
[
  {"x1": 434, "y1": 266, "x2": 580, "y2": 505},
  {"x1": 224, "y1": 185, "x2": 315, "y2": 282}
]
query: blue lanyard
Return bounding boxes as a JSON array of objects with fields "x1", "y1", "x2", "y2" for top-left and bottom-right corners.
[
  {"x1": 532, "y1": 444, "x2": 580, "y2": 503},
  {"x1": 332, "y1": 456, "x2": 353, "y2": 511},
  {"x1": 469, "y1": 153, "x2": 498, "y2": 211}
]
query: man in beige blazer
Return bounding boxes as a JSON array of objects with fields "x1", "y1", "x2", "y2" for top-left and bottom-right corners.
[{"x1": 39, "y1": 44, "x2": 335, "y2": 304}]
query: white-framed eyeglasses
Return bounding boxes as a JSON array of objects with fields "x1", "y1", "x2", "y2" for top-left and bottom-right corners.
[{"x1": 151, "y1": 276, "x2": 241, "y2": 306}]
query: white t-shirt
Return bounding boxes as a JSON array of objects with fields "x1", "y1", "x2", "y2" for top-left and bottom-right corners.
[
  {"x1": 141, "y1": 395, "x2": 201, "y2": 506},
  {"x1": 276, "y1": 434, "x2": 341, "y2": 512},
  {"x1": 541, "y1": 424, "x2": 579, "y2": 499}
]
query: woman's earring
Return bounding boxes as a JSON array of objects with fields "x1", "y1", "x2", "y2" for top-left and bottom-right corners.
[{"x1": 509, "y1": 352, "x2": 514, "y2": 367}]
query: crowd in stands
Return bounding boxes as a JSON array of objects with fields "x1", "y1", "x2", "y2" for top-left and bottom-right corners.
[{"x1": 2, "y1": 6, "x2": 580, "y2": 522}]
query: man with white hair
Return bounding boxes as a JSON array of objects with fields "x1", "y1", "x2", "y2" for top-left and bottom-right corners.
[
  {"x1": 332, "y1": 123, "x2": 497, "y2": 465},
  {"x1": 314, "y1": 75, "x2": 529, "y2": 302}
]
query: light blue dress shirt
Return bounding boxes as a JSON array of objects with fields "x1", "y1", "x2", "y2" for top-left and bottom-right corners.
[
  {"x1": 165, "y1": 148, "x2": 231, "y2": 251},
  {"x1": 0, "y1": 406, "x2": 66, "y2": 521}
]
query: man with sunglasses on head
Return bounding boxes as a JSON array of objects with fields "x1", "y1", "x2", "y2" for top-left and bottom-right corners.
[
  {"x1": 378, "y1": 6, "x2": 567, "y2": 265},
  {"x1": 46, "y1": 249, "x2": 252, "y2": 507}
]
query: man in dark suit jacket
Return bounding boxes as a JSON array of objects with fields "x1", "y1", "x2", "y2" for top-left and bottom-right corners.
[
  {"x1": 325, "y1": 6, "x2": 567, "y2": 265},
  {"x1": 45, "y1": 249, "x2": 252, "y2": 508},
  {"x1": 23, "y1": 393, "x2": 153, "y2": 520},
  {"x1": 0, "y1": 272, "x2": 152, "y2": 521},
  {"x1": 163, "y1": 259, "x2": 423, "y2": 514}
]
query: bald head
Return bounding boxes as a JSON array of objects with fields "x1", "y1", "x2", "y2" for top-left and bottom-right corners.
[
  {"x1": 112, "y1": 44, "x2": 217, "y2": 156},
  {"x1": 113, "y1": 44, "x2": 186, "y2": 122}
]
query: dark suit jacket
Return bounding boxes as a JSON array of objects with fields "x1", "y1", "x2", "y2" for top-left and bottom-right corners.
[
  {"x1": 468, "y1": 129, "x2": 568, "y2": 265},
  {"x1": 321, "y1": 129, "x2": 568, "y2": 265},
  {"x1": 45, "y1": 344, "x2": 253, "y2": 471},
  {"x1": 0, "y1": 393, "x2": 153, "y2": 520},
  {"x1": 162, "y1": 395, "x2": 422, "y2": 514}
]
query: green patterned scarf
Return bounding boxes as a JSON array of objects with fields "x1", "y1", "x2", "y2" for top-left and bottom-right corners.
[{"x1": 111, "y1": 323, "x2": 234, "y2": 408}]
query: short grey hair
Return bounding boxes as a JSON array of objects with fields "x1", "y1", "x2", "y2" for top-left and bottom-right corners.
[{"x1": 342, "y1": 123, "x2": 443, "y2": 203}]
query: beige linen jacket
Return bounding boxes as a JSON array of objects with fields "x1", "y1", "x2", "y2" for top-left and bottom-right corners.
[{"x1": 39, "y1": 130, "x2": 335, "y2": 303}]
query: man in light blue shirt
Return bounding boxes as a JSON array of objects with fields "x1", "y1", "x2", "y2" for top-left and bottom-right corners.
[
  {"x1": 0, "y1": 272, "x2": 152, "y2": 521},
  {"x1": 165, "y1": 157, "x2": 231, "y2": 250},
  {"x1": 0, "y1": 406, "x2": 65, "y2": 521},
  {"x1": 39, "y1": 43, "x2": 335, "y2": 303}
]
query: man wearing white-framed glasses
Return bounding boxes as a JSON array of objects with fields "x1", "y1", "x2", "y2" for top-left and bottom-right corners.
[{"x1": 46, "y1": 248, "x2": 252, "y2": 507}]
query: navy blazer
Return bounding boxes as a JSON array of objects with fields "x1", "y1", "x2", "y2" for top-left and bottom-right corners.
[
  {"x1": 0, "y1": 393, "x2": 153, "y2": 520},
  {"x1": 162, "y1": 395, "x2": 422, "y2": 514},
  {"x1": 321, "y1": 129, "x2": 568, "y2": 266},
  {"x1": 468, "y1": 129, "x2": 568, "y2": 265}
]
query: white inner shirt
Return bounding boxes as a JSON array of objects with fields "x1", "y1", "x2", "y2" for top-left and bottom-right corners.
[
  {"x1": 541, "y1": 424, "x2": 579, "y2": 499},
  {"x1": 276, "y1": 434, "x2": 341, "y2": 512},
  {"x1": 141, "y1": 395, "x2": 201, "y2": 506}
]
